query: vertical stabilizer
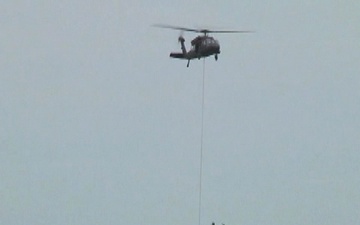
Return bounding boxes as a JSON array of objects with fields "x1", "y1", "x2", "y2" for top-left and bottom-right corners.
[{"x1": 178, "y1": 36, "x2": 187, "y2": 55}]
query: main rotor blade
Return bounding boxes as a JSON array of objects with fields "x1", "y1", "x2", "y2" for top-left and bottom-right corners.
[
  {"x1": 153, "y1": 24, "x2": 201, "y2": 33},
  {"x1": 153, "y1": 24, "x2": 255, "y2": 34},
  {"x1": 205, "y1": 30, "x2": 255, "y2": 33}
]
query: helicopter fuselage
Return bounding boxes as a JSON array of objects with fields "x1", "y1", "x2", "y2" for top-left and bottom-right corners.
[
  {"x1": 154, "y1": 24, "x2": 253, "y2": 67},
  {"x1": 170, "y1": 35, "x2": 220, "y2": 67}
]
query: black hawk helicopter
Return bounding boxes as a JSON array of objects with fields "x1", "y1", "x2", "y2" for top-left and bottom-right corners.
[{"x1": 154, "y1": 24, "x2": 253, "y2": 67}]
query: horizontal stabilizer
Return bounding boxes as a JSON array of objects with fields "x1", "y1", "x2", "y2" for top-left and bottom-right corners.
[{"x1": 170, "y1": 52, "x2": 185, "y2": 59}]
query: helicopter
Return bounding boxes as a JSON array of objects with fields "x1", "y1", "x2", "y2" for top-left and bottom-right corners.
[{"x1": 154, "y1": 24, "x2": 253, "y2": 67}]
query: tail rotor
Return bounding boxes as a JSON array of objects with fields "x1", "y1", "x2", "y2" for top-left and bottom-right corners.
[{"x1": 178, "y1": 30, "x2": 185, "y2": 44}]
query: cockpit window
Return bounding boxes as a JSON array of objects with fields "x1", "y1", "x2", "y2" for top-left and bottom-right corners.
[{"x1": 205, "y1": 38, "x2": 218, "y2": 45}]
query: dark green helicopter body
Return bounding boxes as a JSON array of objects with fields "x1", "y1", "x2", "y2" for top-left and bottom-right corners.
[{"x1": 154, "y1": 24, "x2": 253, "y2": 67}]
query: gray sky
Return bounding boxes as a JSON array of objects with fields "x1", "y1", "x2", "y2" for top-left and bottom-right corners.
[{"x1": 1, "y1": 1, "x2": 360, "y2": 225}]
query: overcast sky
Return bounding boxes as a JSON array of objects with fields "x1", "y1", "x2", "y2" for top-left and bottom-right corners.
[{"x1": 1, "y1": 1, "x2": 360, "y2": 225}]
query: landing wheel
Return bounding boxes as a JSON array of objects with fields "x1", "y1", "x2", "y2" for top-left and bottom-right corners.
[{"x1": 215, "y1": 54, "x2": 218, "y2": 61}]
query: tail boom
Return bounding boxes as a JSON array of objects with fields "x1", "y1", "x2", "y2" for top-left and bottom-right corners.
[{"x1": 170, "y1": 52, "x2": 186, "y2": 59}]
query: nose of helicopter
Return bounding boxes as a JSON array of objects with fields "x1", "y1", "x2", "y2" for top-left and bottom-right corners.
[
  {"x1": 211, "y1": 42, "x2": 220, "y2": 54},
  {"x1": 202, "y1": 42, "x2": 220, "y2": 57}
]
